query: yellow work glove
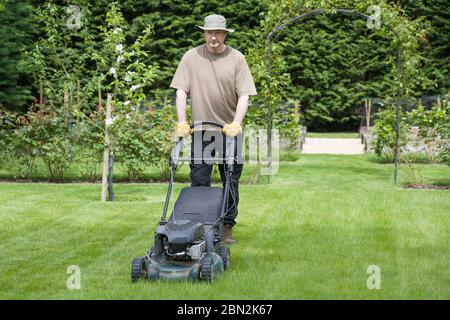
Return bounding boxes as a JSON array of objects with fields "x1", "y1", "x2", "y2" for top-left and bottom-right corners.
[
  {"x1": 222, "y1": 121, "x2": 242, "y2": 137},
  {"x1": 175, "y1": 121, "x2": 191, "y2": 138}
]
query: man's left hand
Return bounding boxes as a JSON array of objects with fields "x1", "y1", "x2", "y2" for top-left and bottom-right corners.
[{"x1": 222, "y1": 121, "x2": 242, "y2": 137}]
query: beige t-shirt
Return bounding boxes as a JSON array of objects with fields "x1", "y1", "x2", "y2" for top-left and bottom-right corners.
[{"x1": 170, "y1": 44, "x2": 257, "y2": 125}]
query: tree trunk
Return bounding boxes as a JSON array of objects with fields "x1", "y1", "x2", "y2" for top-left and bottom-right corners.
[{"x1": 101, "y1": 94, "x2": 113, "y2": 202}]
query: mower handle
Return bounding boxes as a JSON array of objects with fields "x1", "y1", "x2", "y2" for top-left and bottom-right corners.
[
  {"x1": 172, "y1": 121, "x2": 238, "y2": 167},
  {"x1": 170, "y1": 137, "x2": 183, "y2": 167},
  {"x1": 189, "y1": 121, "x2": 224, "y2": 130}
]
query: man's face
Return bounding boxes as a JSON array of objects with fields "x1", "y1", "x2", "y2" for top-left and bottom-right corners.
[{"x1": 204, "y1": 30, "x2": 227, "y2": 50}]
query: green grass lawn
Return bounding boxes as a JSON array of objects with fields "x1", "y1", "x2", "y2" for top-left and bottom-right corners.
[{"x1": 0, "y1": 154, "x2": 449, "y2": 299}]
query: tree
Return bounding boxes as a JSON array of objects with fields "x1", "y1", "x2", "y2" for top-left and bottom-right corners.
[
  {"x1": 279, "y1": 14, "x2": 395, "y2": 130},
  {"x1": 0, "y1": 1, "x2": 35, "y2": 110},
  {"x1": 400, "y1": 0, "x2": 449, "y2": 95},
  {"x1": 249, "y1": 0, "x2": 430, "y2": 131}
]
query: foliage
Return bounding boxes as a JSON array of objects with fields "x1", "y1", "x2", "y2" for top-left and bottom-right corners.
[
  {"x1": 437, "y1": 124, "x2": 449, "y2": 165},
  {"x1": 0, "y1": 0, "x2": 35, "y2": 110},
  {"x1": 74, "y1": 107, "x2": 105, "y2": 181},
  {"x1": 13, "y1": 108, "x2": 76, "y2": 180},
  {"x1": 1, "y1": 0, "x2": 448, "y2": 134},
  {"x1": 400, "y1": 0, "x2": 450, "y2": 95},
  {"x1": 21, "y1": 1, "x2": 100, "y2": 115},
  {"x1": 98, "y1": 3, "x2": 170, "y2": 181},
  {"x1": 111, "y1": 106, "x2": 176, "y2": 181},
  {"x1": 408, "y1": 98, "x2": 449, "y2": 165},
  {"x1": 0, "y1": 0, "x2": 446, "y2": 133},
  {"x1": 98, "y1": 2, "x2": 158, "y2": 111},
  {"x1": 111, "y1": 112, "x2": 153, "y2": 182},
  {"x1": 246, "y1": 42, "x2": 294, "y2": 136},
  {"x1": 1, "y1": 2, "x2": 175, "y2": 182},
  {"x1": 1, "y1": 0, "x2": 448, "y2": 182},
  {"x1": 0, "y1": 106, "x2": 17, "y2": 161},
  {"x1": 11, "y1": 114, "x2": 38, "y2": 178},
  {"x1": 280, "y1": 16, "x2": 395, "y2": 130},
  {"x1": 372, "y1": 105, "x2": 408, "y2": 162},
  {"x1": 147, "y1": 106, "x2": 179, "y2": 180},
  {"x1": 408, "y1": 101, "x2": 447, "y2": 162},
  {"x1": 373, "y1": 97, "x2": 449, "y2": 164},
  {"x1": 248, "y1": 0, "x2": 430, "y2": 130},
  {"x1": 276, "y1": 101, "x2": 304, "y2": 150}
]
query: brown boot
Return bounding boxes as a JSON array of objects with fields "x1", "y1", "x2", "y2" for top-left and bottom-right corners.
[{"x1": 223, "y1": 224, "x2": 238, "y2": 244}]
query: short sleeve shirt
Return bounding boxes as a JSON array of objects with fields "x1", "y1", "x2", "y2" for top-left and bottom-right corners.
[{"x1": 170, "y1": 44, "x2": 257, "y2": 124}]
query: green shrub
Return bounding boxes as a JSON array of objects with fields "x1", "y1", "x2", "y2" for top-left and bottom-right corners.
[
  {"x1": 279, "y1": 101, "x2": 303, "y2": 151},
  {"x1": 372, "y1": 105, "x2": 408, "y2": 163},
  {"x1": 373, "y1": 98, "x2": 449, "y2": 165},
  {"x1": 111, "y1": 105, "x2": 176, "y2": 181},
  {"x1": 13, "y1": 109, "x2": 75, "y2": 181},
  {"x1": 74, "y1": 107, "x2": 105, "y2": 182},
  {"x1": 408, "y1": 102, "x2": 447, "y2": 162},
  {"x1": 0, "y1": 105, "x2": 17, "y2": 162}
]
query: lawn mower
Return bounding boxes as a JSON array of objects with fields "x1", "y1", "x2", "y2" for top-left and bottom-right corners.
[{"x1": 131, "y1": 121, "x2": 235, "y2": 283}]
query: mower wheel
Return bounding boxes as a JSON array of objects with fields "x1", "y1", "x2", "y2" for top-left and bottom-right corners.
[
  {"x1": 218, "y1": 245, "x2": 230, "y2": 270},
  {"x1": 131, "y1": 256, "x2": 147, "y2": 282},
  {"x1": 200, "y1": 256, "x2": 214, "y2": 283}
]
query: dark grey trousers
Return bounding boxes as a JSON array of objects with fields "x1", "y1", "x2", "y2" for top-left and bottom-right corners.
[{"x1": 189, "y1": 131, "x2": 243, "y2": 226}]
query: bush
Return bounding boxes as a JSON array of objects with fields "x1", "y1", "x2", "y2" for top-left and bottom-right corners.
[
  {"x1": 408, "y1": 102, "x2": 448, "y2": 162},
  {"x1": 372, "y1": 105, "x2": 408, "y2": 162},
  {"x1": 111, "y1": 105, "x2": 176, "y2": 181},
  {"x1": 13, "y1": 108, "x2": 75, "y2": 181},
  {"x1": 279, "y1": 104, "x2": 302, "y2": 151},
  {"x1": 74, "y1": 107, "x2": 105, "y2": 182},
  {"x1": 0, "y1": 105, "x2": 17, "y2": 162},
  {"x1": 373, "y1": 98, "x2": 449, "y2": 164}
]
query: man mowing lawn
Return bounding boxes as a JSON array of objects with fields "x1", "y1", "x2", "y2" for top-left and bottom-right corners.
[{"x1": 170, "y1": 14, "x2": 257, "y2": 244}]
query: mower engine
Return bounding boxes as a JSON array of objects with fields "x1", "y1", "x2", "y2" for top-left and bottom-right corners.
[{"x1": 165, "y1": 240, "x2": 206, "y2": 261}]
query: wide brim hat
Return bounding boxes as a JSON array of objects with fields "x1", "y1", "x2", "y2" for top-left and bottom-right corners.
[{"x1": 197, "y1": 14, "x2": 235, "y2": 33}]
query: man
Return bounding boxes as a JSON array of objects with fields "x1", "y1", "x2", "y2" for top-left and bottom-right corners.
[{"x1": 170, "y1": 14, "x2": 257, "y2": 244}]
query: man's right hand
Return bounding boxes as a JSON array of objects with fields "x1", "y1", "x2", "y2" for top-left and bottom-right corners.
[{"x1": 175, "y1": 121, "x2": 191, "y2": 138}]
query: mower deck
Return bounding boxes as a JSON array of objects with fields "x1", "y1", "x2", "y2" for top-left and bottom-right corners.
[{"x1": 145, "y1": 253, "x2": 224, "y2": 282}]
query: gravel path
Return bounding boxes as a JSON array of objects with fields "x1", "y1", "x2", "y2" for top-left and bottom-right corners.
[{"x1": 302, "y1": 138, "x2": 365, "y2": 155}]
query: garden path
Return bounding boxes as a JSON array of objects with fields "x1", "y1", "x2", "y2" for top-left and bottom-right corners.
[{"x1": 302, "y1": 138, "x2": 364, "y2": 155}]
